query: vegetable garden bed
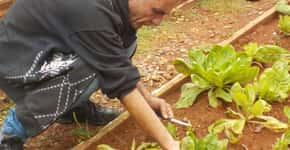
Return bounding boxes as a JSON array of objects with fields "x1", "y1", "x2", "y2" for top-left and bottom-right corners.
[{"x1": 74, "y1": 7, "x2": 290, "y2": 150}]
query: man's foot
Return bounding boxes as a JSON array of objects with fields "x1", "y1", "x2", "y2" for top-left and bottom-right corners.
[
  {"x1": 57, "y1": 102, "x2": 121, "y2": 126},
  {"x1": 0, "y1": 135, "x2": 23, "y2": 150}
]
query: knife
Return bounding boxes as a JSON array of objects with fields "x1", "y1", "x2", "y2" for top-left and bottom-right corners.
[{"x1": 168, "y1": 118, "x2": 191, "y2": 127}]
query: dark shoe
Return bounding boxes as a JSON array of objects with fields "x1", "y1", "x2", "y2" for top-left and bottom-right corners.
[
  {"x1": 57, "y1": 102, "x2": 121, "y2": 126},
  {"x1": 0, "y1": 136, "x2": 23, "y2": 150}
]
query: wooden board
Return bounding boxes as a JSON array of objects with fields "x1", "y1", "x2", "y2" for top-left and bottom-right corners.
[{"x1": 73, "y1": 6, "x2": 277, "y2": 150}]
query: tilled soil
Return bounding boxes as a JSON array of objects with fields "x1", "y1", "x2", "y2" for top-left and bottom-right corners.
[
  {"x1": 0, "y1": 0, "x2": 280, "y2": 149},
  {"x1": 89, "y1": 14, "x2": 290, "y2": 150}
]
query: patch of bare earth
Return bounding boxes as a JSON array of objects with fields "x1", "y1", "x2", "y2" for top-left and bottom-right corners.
[
  {"x1": 89, "y1": 14, "x2": 290, "y2": 150},
  {"x1": 0, "y1": 0, "x2": 277, "y2": 149}
]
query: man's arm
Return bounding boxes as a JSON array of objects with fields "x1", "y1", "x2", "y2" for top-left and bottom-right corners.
[
  {"x1": 136, "y1": 81, "x2": 174, "y2": 119},
  {"x1": 122, "y1": 89, "x2": 179, "y2": 150},
  {"x1": 136, "y1": 81, "x2": 152, "y2": 100}
]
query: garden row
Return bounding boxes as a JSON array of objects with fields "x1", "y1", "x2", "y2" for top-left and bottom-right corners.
[{"x1": 73, "y1": 6, "x2": 290, "y2": 150}]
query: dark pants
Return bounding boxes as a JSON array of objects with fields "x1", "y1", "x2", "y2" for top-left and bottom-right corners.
[
  {"x1": 0, "y1": 40, "x2": 137, "y2": 140},
  {"x1": 0, "y1": 58, "x2": 98, "y2": 138}
]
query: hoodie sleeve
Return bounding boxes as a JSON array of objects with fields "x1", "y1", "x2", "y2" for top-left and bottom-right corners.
[{"x1": 70, "y1": 30, "x2": 140, "y2": 99}]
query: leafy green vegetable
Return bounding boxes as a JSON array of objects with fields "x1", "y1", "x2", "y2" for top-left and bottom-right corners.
[
  {"x1": 276, "y1": 0, "x2": 290, "y2": 15},
  {"x1": 250, "y1": 116, "x2": 288, "y2": 133},
  {"x1": 255, "y1": 60, "x2": 290, "y2": 102},
  {"x1": 174, "y1": 45, "x2": 259, "y2": 108},
  {"x1": 273, "y1": 130, "x2": 290, "y2": 150},
  {"x1": 284, "y1": 106, "x2": 290, "y2": 123},
  {"x1": 98, "y1": 141, "x2": 160, "y2": 150},
  {"x1": 272, "y1": 106, "x2": 290, "y2": 150},
  {"x1": 71, "y1": 112, "x2": 95, "y2": 141},
  {"x1": 208, "y1": 117, "x2": 245, "y2": 143},
  {"x1": 166, "y1": 122, "x2": 178, "y2": 139},
  {"x1": 181, "y1": 127, "x2": 228, "y2": 150},
  {"x1": 135, "y1": 142, "x2": 160, "y2": 150},
  {"x1": 243, "y1": 42, "x2": 259, "y2": 58},
  {"x1": 196, "y1": 133, "x2": 228, "y2": 150},
  {"x1": 176, "y1": 80, "x2": 210, "y2": 108},
  {"x1": 279, "y1": 15, "x2": 290, "y2": 36},
  {"x1": 181, "y1": 136, "x2": 196, "y2": 150},
  {"x1": 230, "y1": 83, "x2": 271, "y2": 119},
  {"x1": 131, "y1": 138, "x2": 136, "y2": 150},
  {"x1": 210, "y1": 82, "x2": 287, "y2": 143},
  {"x1": 97, "y1": 144, "x2": 116, "y2": 150},
  {"x1": 243, "y1": 43, "x2": 290, "y2": 64},
  {"x1": 173, "y1": 58, "x2": 193, "y2": 76}
]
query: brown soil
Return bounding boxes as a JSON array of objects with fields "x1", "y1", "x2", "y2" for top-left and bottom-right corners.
[
  {"x1": 24, "y1": 1, "x2": 278, "y2": 149},
  {"x1": 0, "y1": 0, "x2": 281, "y2": 149},
  {"x1": 89, "y1": 15, "x2": 290, "y2": 150}
]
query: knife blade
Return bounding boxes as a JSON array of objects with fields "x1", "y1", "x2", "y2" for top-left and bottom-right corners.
[{"x1": 168, "y1": 118, "x2": 191, "y2": 127}]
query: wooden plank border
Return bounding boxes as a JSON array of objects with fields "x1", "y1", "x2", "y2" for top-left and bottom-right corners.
[{"x1": 73, "y1": 6, "x2": 277, "y2": 150}]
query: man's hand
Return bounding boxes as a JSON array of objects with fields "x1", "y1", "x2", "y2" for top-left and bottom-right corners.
[
  {"x1": 136, "y1": 81, "x2": 174, "y2": 119},
  {"x1": 147, "y1": 97, "x2": 174, "y2": 119},
  {"x1": 122, "y1": 89, "x2": 180, "y2": 150}
]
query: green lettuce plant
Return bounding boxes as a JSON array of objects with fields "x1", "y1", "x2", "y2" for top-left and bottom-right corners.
[
  {"x1": 208, "y1": 111, "x2": 245, "y2": 144},
  {"x1": 272, "y1": 106, "x2": 290, "y2": 150},
  {"x1": 174, "y1": 44, "x2": 259, "y2": 108},
  {"x1": 276, "y1": 0, "x2": 290, "y2": 15},
  {"x1": 273, "y1": 130, "x2": 290, "y2": 150},
  {"x1": 255, "y1": 60, "x2": 290, "y2": 102},
  {"x1": 279, "y1": 15, "x2": 290, "y2": 36},
  {"x1": 71, "y1": 112, "x2": 95, "y2": 141},
  {"x1": 97, "y1": 144, "x2": 116, "y2": 150},
  {"x1": 209, "y1": 83, "x2": 288, "y2": 143},
  {"x1": 284, "y1": 106, "x2": 290, "y2": 124},
  {"x1": 166, "y1": 123, "x2": 228, "y2": 150},
  {"x1": 230, "y1": 83, "x2": 272, "y2": 120},
  {"x1": 180, "y1": 127, "x2": 228, "y2": 150},
  {"x1": 97, "y1": 140, "x2": 160, "y2": 150},
  {"x1": 243, "y1": 43, "x2": 290, "y2": 64},
  {"x1": 166, "y1": 122, "x2": 178, "y2": 139}
]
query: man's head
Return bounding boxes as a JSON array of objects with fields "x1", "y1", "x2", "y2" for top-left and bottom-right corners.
[{"x1": 128, "y1": 0, "x2": 179, "y2": 29}]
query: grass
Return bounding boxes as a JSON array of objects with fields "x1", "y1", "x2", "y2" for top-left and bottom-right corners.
[
  {"x1": 197, "y1": 0, "x2": 247, "y2": 13},
  {"x1": 137, "y1": 26, "x2": 157, "y2": 54},
  {"x1": 137, "y1": 21, "x2": 174, "y2": 54}
]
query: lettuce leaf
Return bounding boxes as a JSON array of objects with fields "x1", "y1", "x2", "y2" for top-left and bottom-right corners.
[
  {"x1": 97, "y1": 144, "x2": 116, "y2": 150},
  {"x1": 255, "y1": 60, "x2": 290, "y2": 102},
  {"x1": 273, "y1": 130, "x2": 290, "y2": 150},
  {"x1": 284, "y1": 106, "x2": 290, "y2": 123},
  {"x1": 230, "y1": 83, "x2": 271, "y2": 119},
  {"x1": 181, "y1": 128, "x2": 228, "y2": 150},
  {"x1": 276, "y1": 0, "x2": 290, "y2": 15},
  {"x1": 250, "y1": 116, "x2": 288, "y2": 132},
  {"x1": 176, "y1": 82, "x2": 210, "y2": 108},
  {"x1": 208, "y1": 117, "x2": 245, "y2": 144},
  {"x1": 243, "y1": 43, "x2": 290, "y2": 64},
  {"x1": 166, "y1": 122, "x2": 178, "y2": 139},
  {"x1": 279, "y1": 15, "x2": 290, "y2": 36}
]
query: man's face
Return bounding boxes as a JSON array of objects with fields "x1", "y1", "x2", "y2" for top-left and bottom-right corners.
[{"x1": 129, "y1": 0, "x2": 178, "y2": 29}]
